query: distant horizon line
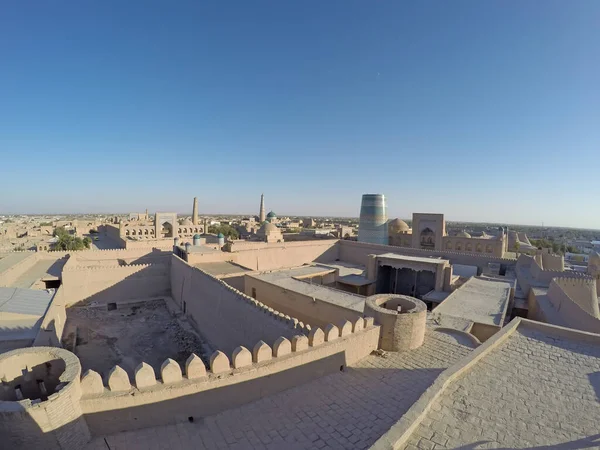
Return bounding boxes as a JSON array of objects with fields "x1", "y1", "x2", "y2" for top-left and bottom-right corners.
[{"x1": 1, "y1": 211, "x2": 599, "y2": 231}]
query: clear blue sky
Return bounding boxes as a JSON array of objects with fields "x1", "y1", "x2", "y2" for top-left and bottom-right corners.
[{"x1": 1, "y1": 2, "x2": 599, "y2": 228}]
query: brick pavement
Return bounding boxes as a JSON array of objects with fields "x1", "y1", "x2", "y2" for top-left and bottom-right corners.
[
  {"x1": 403, "y1": 327, "x2": 600, "y2": 449},
  {"x1": 86, "y1": 329, "x2": 472, "y2": 450}
]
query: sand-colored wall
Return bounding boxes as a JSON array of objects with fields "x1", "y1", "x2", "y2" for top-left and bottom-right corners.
[
  {"x1": 0, "y1": 347, "x2": 90, "y2": 450},
  {"x1": 442, "y1": 236, "x2": 504, "y2": 257},
  {"x1": 340, "y1": 240, "x2": 514, "y2": 271},
  {"x1": 61, "y1": 263, "x2": 170, "y2": 306},
  {"x1": 530, "y1": 278, "x2": 600, "y2": 334},
  {"x1": 0, "y1": 252, "x2": 39, "y2": 287},
  {"x1": 79, "y1": 319, "x2": 379, "y2": 436},
  {"x1": 244, "y1": 276, "x2": 363, "y2": 329},
  {"x1": 541, "y1": 252, "x2": 565, "y2": 271},
  {"x1": 33, "y1": 286, "x2": 67, "y2": 347},
  {"x1": 185, "y1": 250, "x2": 233, "y2": 265},
  {"x1": 170, "y1": 255, "x2": 305, "y2": 355},
  {"x1": 364, "y1": 295, "x2": 426, "y2": 351},
  {"x1": 228, "y1": 240, "x2": 339, "y2": 271}
]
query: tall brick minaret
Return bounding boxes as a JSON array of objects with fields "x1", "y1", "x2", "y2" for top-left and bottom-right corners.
[
  {"x1": 192, "y1": 197, "x2": 198, "y2": 225},
  {"x1": 259, "y1": 194, "x2": 266, "y2": 223}
]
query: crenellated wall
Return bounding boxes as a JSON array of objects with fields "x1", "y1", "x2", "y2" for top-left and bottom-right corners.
[
  {"x1": 170, "y1": 255, "x2": 308, "y2": 355},
  {"x1": 517, "y1": 253, "x2": 586, "y2": 295},
  {"x1": 531, "y1": 277, "x2": 600, "y2": 333},
  {"x1": 555, "y1": 277, "x2": 599, "y2": 318},
  {"x1": 79, "y1": 317, "x2": 379, "y2": 436}
]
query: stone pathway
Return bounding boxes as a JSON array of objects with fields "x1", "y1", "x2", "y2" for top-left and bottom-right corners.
[
  {"x1": 403, "y1": 327, "x2": 600, "y2": 449},
  {"x1": 86, "y1": 330, "x2": 472, "y2": 450}
]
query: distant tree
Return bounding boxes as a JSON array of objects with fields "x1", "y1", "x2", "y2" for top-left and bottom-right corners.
[
  {"x1": 83, "y1": 237, "x2": 92, "y2": 249},
  {"x1": 40, "y1": 222, "x2": 53, "y2": 226},
  {"x1": 53, "y1": 227, "x2": 87, "y2": 250},
  {"x1": 514, "y1": 242, "x2": 520, "y2": 254},
  {"x1": 208, "y1": 224, "x2": 239, "y2": 240}
]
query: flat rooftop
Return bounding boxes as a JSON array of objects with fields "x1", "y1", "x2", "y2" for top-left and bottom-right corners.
[
  {"x1": 405, "y1": 320, "x2": 600, "y2": 448},
  {"x1": 433, "y1": 277, "x2": 511, "y2": 327},
  {"x1": 248, "y1": 265, "x2": 366, "y2": 312},
  {"x1": 0, "y1": 252, "x2": 32, "y2": 274},
  {"x1": 8, "y1": 258, "x2": 65, "y2": 289},
  {"x1": 377, "y1": 253, "x2": 449, "y2": 265},
  {"x1": 194, "y1": 261, "x2": 252, "y2": 276},
  {"x1": 0, "y1": 287, "x2": 55, "y2": 342}
]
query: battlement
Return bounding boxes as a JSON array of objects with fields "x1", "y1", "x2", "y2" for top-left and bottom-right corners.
[
  {"x1": 62, "y1": 262, "x2": 156, "y2": 272},
  {"x1": 553, "y1": 275, "x2": 595, "y2": 286},
  {"x1": 81, "y1": 316, "x2": 377, "y2": 396}
]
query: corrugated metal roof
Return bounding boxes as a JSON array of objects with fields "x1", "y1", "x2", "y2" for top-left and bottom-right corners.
[{"x1": 0, "y1": 287, "x2": 54, "y2": 317}]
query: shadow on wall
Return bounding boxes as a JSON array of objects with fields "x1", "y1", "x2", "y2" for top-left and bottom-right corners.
[
  {"x1": 454, "y1": 435, "x2": 600, "y2": 449},
  {"x1": 65, "y1": 264, "x2": 171, "y2": 307},
  {"x1": 83, "y1": 351, "x2": 348, "y2": 436},
  {"x1": 94, "y1": 365, "x2": 450, "y2": 448},
  {"x1": 0, "y1": 402, "x2": 90, "y2": 450},
  {"x1": 589, "y1": 371, "x2": 600, "y2": 402},
  {"x1": 43, "y1": 258, "x2": 68, "y2": 278}
]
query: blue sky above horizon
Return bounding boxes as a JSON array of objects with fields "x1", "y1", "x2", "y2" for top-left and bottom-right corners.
[{"x1": 1, "y1": 1, "x2": 599, "y2": 228}]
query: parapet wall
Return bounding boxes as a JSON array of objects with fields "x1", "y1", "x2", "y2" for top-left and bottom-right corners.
[
  {"x1": 80, "y1": 317, "x2": 379, "y2": 436},
  {"x1": 61, "y1": 261, "x2": 170, "y2": 306},
  {"x1": 229, "y1": 239, "x2": 339, "y2": 271},
  {"x1": 339, "y1": 240, "x2": 515, "y2": 270},
  {"x1": 170, "y1": 255, "x2": 307, "y2": 355},
  {"x1": 33, "y1": 286, "x2": 67, "y2": 347}
]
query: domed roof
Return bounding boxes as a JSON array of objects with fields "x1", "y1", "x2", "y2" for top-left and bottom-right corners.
[
  {"x1": 259, "y1": 222, "x2": 278, "y2": 234},
  {"x1": 180, "y1": 218, "x2": 193, "y2": 226},
  {"x1": 217, "y1": 233, "x2": 225, "y2": 238},
  {"x1": 456, "y1": 230, "x2": 471, "y2": 238},
  {"x1": 193, "y1": 234, "x2": 201, "y2": 239},
  {"x1": 266, "y1": 211, "x2": 277, "y2": 218},
  {"x1": 388, "y1": 218, "x2": 410, "y2": 233}
]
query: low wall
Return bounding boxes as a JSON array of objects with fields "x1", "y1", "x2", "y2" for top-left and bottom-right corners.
[
  {"x1": 122, "y1": 238, "x2": 174, "y2": 250},
  {"x1": 244, "y1": 275, "x2": 364, "y2": 329},
  {"x1": 33, "y1": 286, "x2": 67, "y2": 347},
  {"x1": 170, "y1": 255, "x2": 307, "y2": 355},
  {"x1": 79, "y1": 318, "x2": 379, "y2": 436},
  {"x1": 340, "y1": 240, "x2": 515, "y2": 271},
  {"x1": 61, "y1": 263, "x2": 170, "y2": 306},
  {"x1": 0, "y1": 252, "x2": 39, "y2": 287},
  {"x1": 229, "y1": 239, "x2": 339, "y2": 271}
]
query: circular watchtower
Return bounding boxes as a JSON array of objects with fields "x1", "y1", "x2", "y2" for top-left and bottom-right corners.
[
  {"x1": 364, "y1": 294, "x2": 427, "y2": 351},
  {"x1": 0, "y1": 347, "x2": 90, "y2": 449}
]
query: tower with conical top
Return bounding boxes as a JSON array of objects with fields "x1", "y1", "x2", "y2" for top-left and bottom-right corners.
[{"x1": 259, "y1": 194, "x2": 266, "y2": 223}]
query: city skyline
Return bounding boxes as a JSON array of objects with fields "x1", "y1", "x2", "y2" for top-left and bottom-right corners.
[{"x1": 1, "y1": 2, "x2": 599, "y2": 228}]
